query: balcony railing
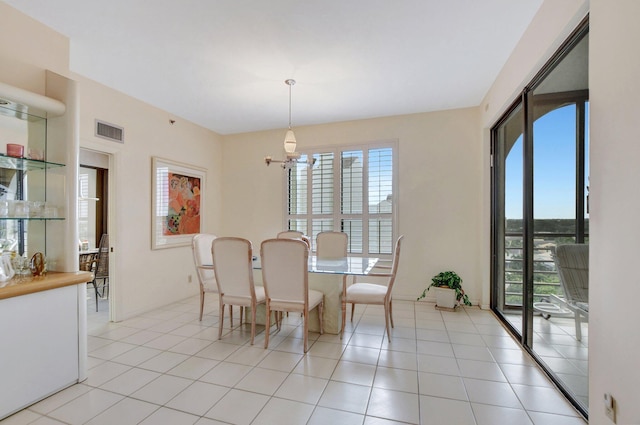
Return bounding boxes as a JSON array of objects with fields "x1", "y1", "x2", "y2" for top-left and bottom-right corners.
[{"x1": 502, "y1": 232, "x2": 588, "y2": 307}]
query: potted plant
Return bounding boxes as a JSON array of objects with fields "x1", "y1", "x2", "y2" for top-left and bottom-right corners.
[{"x1": 417, "y1": 270, "x2": 471, "y2": 309}]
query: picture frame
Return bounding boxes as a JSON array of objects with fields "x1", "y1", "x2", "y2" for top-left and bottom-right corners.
[{"x1": 151, "y1": 157, "x2": 205, "y2": 249}]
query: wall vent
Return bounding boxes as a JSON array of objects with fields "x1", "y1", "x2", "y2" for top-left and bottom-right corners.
[{"x1": 95, "y1": 119, "x2": 124, "y2": 143}]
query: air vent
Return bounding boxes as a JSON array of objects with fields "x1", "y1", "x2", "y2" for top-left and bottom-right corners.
[{"x1": 95, "y1": 119, "x2": 124, "y2": 143}]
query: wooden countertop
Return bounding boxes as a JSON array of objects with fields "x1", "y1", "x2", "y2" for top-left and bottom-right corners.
[{"x1": 0, "y1": 271, "x2": 94, "y2": 300}]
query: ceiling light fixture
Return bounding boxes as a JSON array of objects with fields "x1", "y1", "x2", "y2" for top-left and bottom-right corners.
[{"x1": 265, "y1": 79, "x2": 316, "y2": 169}]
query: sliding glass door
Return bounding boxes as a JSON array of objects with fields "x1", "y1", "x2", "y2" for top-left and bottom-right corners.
[{"x1": 491, "y1": 22, "x2": 589, "y2": 416}]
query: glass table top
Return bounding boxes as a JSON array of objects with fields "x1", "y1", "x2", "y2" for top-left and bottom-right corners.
[{"x1": 251, "y1": 256, "x2": 379, "y2": 276}]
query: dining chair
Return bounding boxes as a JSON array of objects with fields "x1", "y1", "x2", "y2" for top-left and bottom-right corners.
[
  {"x1": 341, "y1": 235, "x2": 404, "y2": 342},
  {"x1": 316, "y1": 231, "x2": 348, "y2": 259},
  {"x1": 276, "y1": 230, "x2": 311, "y2": 248},
  {"x1": 260, "y1": 238, "x2": 324, "y2": 352},
  {"x1": 211, "y1": 237, "x2": 266, "y2": 344},
  {"x1": 192, "y1": 233, "x2": 224, "y2": 322},
  {"x1": 277, "y1": 230, "x2": 303, "y2": 239},
  {"x1": 276, "y1": 230, "x2": 311, "y2": 313},
  {"x1": 88, "y1": 233, "x2": 109, "y2": 312}
]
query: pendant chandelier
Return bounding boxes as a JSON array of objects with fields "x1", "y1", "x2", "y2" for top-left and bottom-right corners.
[{"x1": 264, "y1": 79, "x2": 316, "y2": 169}]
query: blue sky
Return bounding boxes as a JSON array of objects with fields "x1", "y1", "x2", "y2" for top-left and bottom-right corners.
[{"x1": 505, "y1": 104, "x2": 590, "y2": 219}]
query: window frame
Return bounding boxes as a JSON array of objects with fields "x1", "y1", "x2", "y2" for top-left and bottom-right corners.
[{"x1": 282, "y1": 139, "x2": 399, "y2": 258}]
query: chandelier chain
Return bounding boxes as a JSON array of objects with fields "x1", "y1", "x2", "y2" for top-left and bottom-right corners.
[{"x1": 286, "y1": 79, "x2": 295, "y2": 130}]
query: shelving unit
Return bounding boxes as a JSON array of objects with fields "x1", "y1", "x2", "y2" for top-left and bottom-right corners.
[
  {"x1": 0, "y1": 104, "x2": 65, "y2": 257},
  {"x1": 0, "y1": 77, "x2": 89, "y2": 421},
  {"x1": 0, "y1": 153, "x2": 65, "y2": 170}
]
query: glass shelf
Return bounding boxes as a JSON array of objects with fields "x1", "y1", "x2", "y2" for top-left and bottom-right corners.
[
  {"x1": 0, "y1": 154, "x2": 64, "y2": 171},
  {"x1": 0, "y1": 217, "x2": 65, "y2": 221}
]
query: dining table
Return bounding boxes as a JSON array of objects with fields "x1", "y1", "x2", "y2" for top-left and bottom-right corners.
[{"x1": 250, "y1": 255, "x2": 379, "y2": 334}]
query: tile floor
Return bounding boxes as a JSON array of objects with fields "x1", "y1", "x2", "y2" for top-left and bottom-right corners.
[
  {"x1": 2, "y1": 292, "x2": 588, "y2": 425},
  {"x1": 505, "y1": 313, "x2": 589, "y2": 409}
]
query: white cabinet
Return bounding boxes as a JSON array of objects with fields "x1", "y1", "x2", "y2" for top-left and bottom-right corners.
[{"x1": 0, "y1": 284, "x2": 81, "y2": 419}]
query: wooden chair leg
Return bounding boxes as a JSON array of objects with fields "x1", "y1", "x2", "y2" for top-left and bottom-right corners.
[
  {"x1": 340, "y1": 303, "x2": 346, "y2": 339},
  {"x1": 218, "y1": 303, "x2": 225, "y2": 340},
  {"x1": 230, "y1": 305, "x2": 234, "y2": 327},
  {"x1": 250, "y1": 303, "x2": 256, "y2": 345},
  {"x1": 303, "y1": 309, "x2": 309, "y2": 353},
  {"x1": 341, "y1": 282, "x2": 347, "y2": 339},
  {"x1": 384, "y1": 301, "x2": 391, "y2": 343},
  {"x1": 318, "y1": 301, "x2": 324, "y2": 335},
  {"x1": 350, "y1": 303, "x2": 355, "y2": 322},
  {"x1": 199, "y1": 290, "x2": 205, "y2": 321},
  {"x1": 240, "y1": 306, "x2": 244, "y2": 326},
  {"x1": 93, "y1": 281, "x2": 99, "y2": 312},
  {"x1": 264, "y1": 303, "x2": 271, "y2": 349},
  {"x1": 389, "y1": 298, "x2": 394, "y2": 328}
]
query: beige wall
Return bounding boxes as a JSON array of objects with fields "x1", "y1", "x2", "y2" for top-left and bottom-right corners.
[
  {"x1": 590, "y1": 1, "x2": 640, "y2": 423},
  {"x1": 0, "y1": 2, "x2": 224, "y2": 320},
  {"x1": 482, "y1": 0, "x2": 589, "y2": 127},
  {"x1": 0, "y1": 3, "x2": 68, "y2": 94},
  {"x1": 77, "y1": 77, "x2": 224, "y2": 319},
  {"x1": 221, "y1": 108, "x2": 484, "y2": 303}
]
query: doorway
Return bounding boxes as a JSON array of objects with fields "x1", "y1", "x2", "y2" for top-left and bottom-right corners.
[
  {"x1": 491, "y1": 22, "x2": 589, "y2": 416},
  {"x1": 79, "y1": 149, "x2": 111, "y2": 325}
]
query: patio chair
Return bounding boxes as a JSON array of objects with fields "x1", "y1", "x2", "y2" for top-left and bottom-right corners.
[{"x1": 552, "y1": 243, "x2": 589, "y2": 341}]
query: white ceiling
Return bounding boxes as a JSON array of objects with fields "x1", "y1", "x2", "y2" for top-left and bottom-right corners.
[{"x1": 5, "y1": 0, "x2": 543, "y2": 135}]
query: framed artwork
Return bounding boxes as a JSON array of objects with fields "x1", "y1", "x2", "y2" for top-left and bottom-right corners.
[{"x1": 151, "y1": 157, "x2": 205, "y2": 249}]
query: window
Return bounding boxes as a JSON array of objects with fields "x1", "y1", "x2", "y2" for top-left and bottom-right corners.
[
  {"x1": 78, "y1": 167, "x2": 98, "y2": 249},
  {"x1": 285, "y1": 141, "x2": 397, "y2": 256}
]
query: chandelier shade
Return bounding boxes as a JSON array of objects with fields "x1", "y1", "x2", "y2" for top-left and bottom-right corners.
[
  {"x1": 264, "y1": 79, "x2": 315, "y2": 169},
  {"x1": 284, "y1": 129, "x2": 296, "y2": 154}
]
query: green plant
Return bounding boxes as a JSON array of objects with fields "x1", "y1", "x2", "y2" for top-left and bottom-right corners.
[{"x1": 417, "y1": 270, "x2": 472, "y2": 306}]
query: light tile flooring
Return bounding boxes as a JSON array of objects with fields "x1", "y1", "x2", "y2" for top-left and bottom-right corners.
[
  {"x1": 2, "y1": 293, "x2": 587, "y2": 425},
  {"x1": 505, "y1": 313, "x2": 589, "y2": 409}
]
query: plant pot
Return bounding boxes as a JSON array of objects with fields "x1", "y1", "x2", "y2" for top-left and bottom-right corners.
[{"x1": 435, "y1": 286, "x2": 457, "y2": 310}]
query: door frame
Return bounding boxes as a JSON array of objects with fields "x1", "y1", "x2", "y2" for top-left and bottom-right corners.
[
  {"x1": 490, "y1": 18, "x2": 589, "y2": 418},
  {"x1": 80, "y1": 146, "x2": 117, "y2": 323}
]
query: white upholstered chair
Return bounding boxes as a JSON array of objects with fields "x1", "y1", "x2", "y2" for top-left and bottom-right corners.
[
  {"x1": 277, "y1": 230, "x2": 304, "y2": 239},
  {"x1": 260, "y1": 238, "x2": 324, "y2": 352},
  {"x1": 277, "y1": 230, "x2": 311, "y2": 248},
  {"x1": 341, "y1": 235, "x2": 403, "y2": 342},
  {"x1": 211, "y1": 237, "x2": 266, "y2": 344},
  {"x1": 192, "y1": 233, "x2": 219, "y2": 321},
  {"x1": 316, "y1": 231, "x2": 348, "y2": 259}
]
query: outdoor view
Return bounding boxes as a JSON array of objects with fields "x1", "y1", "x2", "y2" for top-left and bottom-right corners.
[
  {"x1": 494, "y1": 26, "x2": 589, "y2": 414},
  {"x1": 504, "y1": 103, "x2": 589, "y2": 307}
]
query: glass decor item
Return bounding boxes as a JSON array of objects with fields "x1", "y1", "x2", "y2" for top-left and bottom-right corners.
[{"x1": 29, "y1": 252, "x2": 45, "y2": 276}]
